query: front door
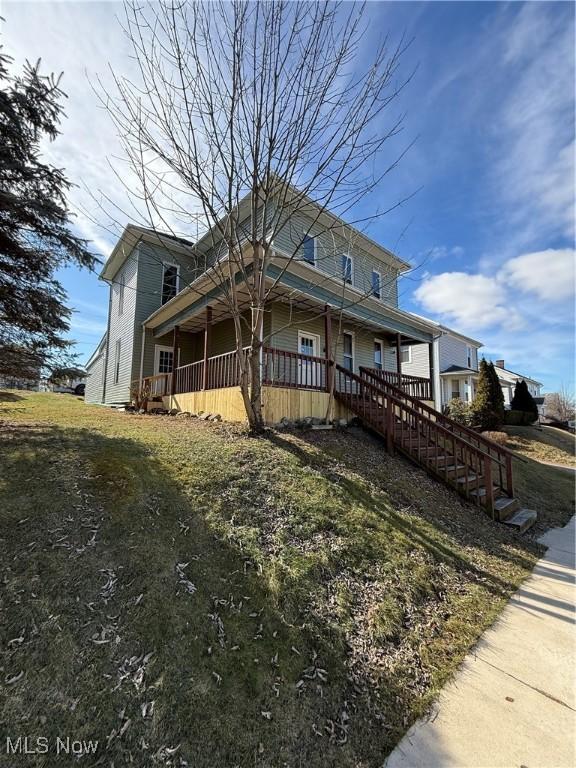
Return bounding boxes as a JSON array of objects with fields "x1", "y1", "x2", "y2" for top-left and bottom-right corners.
[
  {"x1": 154, "y1": 345, "x2": 174, "y2": 376},
  {"x1": 298, "y1": 332, "x2": 320, "y2": 387}
]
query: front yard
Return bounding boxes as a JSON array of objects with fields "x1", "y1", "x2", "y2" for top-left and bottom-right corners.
[{"x1": 0, "y1": 392, "x2": 573, "y2": 767}]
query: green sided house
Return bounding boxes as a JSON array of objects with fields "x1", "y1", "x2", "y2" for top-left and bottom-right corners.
[{"x1": 85, "y1": 186, "x2": 527, "y2": 525}]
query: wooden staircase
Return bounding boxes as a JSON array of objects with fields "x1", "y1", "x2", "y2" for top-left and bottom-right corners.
[{"x1": 333, "y1": 364, "x2": 536, "y2": 531}]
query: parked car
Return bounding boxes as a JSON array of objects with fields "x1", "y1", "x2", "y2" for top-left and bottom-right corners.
[{"x1": 52, "y1": 378, "x2": 86, "y2": 396}]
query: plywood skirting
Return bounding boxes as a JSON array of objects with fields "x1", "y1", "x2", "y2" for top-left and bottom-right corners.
[
  {"x1": 262, "y1": 387, "x2": 352, "y2": 424},
  {"x1": 164, "y1": 385, "x2": 352, "y2": 424},
  {"x1": 164, "y1": 387, "x2": 248, "y2": 422}
]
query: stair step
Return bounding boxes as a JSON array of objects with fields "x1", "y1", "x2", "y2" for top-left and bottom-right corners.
[
  {"x1": 469, "y1": 485, "x2": 503, "y2": 503},
  {"x1": 443, "y1": 463, "x2": 466, "y2": 477},
  {"x1": 457, "y1": 474, "x2": 481, "y2": 485},
  {"x1": 502, "y1": 508, "x2": 537, "y2": 533},
  {"x1": 494, "y1": 496, "x2": 521, "y2": 521}
]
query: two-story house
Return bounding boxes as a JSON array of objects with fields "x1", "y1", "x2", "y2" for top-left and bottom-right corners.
[
  {"x1": 400, "y1": 322, "x2": 482, "y2": 412},
  {"x1": 84, "y1": 186, "x2": 524, "y2": 519},
  {"x1": 85, "y1": 188, "x2": 440, "y2": 422}
]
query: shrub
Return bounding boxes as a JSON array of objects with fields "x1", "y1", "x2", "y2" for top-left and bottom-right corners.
[
  {"x1": 472, "y1": 359, "x2": 505, "y2": 430},
  {"x1": 444, "y1": 397, "x2": 473, "y2": 426},
  {"x1": 505, "y1": 409, "x2": 536, "y2": 426},
  {"x1": 481, "y1": 430, "x2": 509, "y2": 445},
  {"x1": 510, "y1": 380, "x2": 538, "y2": 422}
]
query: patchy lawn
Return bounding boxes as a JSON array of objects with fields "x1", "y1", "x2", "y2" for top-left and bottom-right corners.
[
  {"x1": 0, "y1": 392, "x2": 570, "y2": 767},
  {"x1": 504, "y1": 424, "x2": 576, "y2": 468}
]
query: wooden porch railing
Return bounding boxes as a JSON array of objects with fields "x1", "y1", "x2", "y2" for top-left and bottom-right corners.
[
  {"x1": 360, "y1": 367, "x2": 432, "y2": 400},
  {"x1": 262, "y1": 347, "x2": 327, "y2": 391}
]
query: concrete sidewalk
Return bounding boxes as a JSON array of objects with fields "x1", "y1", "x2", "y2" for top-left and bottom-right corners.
[{"x1": 385, "y1": 516, "x2": 576, "y2": 768}]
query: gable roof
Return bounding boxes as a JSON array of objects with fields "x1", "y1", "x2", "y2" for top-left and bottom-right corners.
[
  {"x1": 494, "y1": 365, "x2": 543, "y2": 387},
  {"x1": 100, "y1": 226, "x2": 194, "y2": 281}
]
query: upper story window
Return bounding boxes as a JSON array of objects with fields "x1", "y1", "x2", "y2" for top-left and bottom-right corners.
[
  {"x1": 302, "y1": 235, "x2": 316, "y2": 265},
  {"x1": 372, "y1": 270, "x2": 381, "y2": 299},
  {"x1": 466, "y1": 345, "x2": 473, "y2": 369},
  {"x1": 342, "y1": 254, "x2": 353, "y2": 285},
  {"x1": 118, "y1": 273, "x2": 125, "y2": 315},
  {"x1": 162, "y1": 263, "x2": 179, "y2": 305}
]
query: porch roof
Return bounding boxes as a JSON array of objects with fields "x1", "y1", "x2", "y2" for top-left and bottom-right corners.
[
  {"x1": 142, "y1": 258, "x2": 437, "y2": 344},
  {"x1": 440, "y1": 366, "x2": 479, "y2": 376}
]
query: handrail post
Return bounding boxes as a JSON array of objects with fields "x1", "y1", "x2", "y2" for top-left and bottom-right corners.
[
  {"x1": 202, "y1": 306, "x2": 212, "y2": 391},
  {"x1": 324, "y1": 304, "x2": 334, "y2": 393},
  {"x1": 506, "y1": 454, "x2": 514, "y2": 498},
  {"x1": 395, "y1": 333, "x2": 402, "y2": 388},
  {"x1": 170, "y1": 325, "x2": 179, "y2": 397},
  {"x1": 386, "y1": 396, "x2": 394, "y2": 454},
  {"x1": 484, "y1": 456, "x2": 494, "y2": 519}
]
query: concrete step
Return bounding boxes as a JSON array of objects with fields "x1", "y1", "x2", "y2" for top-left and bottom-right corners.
[
  {"x1": 502, "y1": 508, "x2": 537, "y2": 533},
  {"x1": 494, "y1": 496, "x2": 521, "y2": 522}
]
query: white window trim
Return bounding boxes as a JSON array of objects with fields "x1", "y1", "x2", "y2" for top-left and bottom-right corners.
[
  {"x1": 118, "y1": 273, "x2": 125, "y2": 316},
  {"x1": 342, "y1": 253, "x2": 354, "y2": 286},
  {"x1": 302, "y1": 235, "x2": 317, "y2": 267},
  {"x1": 161, "y1": 262, "x2": 180, "y2": 303},
  {"x1": 372, "y1": 269, "x2": 382, "y2": 300},
  {"x1": 114, "y1": 339, "x2": 121, "y2": 384},
  {"x1": 297, "y1": 330, "x2": 321, "y2": 357},
  {"x1": 342, "y1": 330, "x2": 355, "y2": 372},
  {"x1": 374, "y1": 338, "x2": 384, "y2": 370},
  {"x1": 154, "y1": 344, "x2": 175, "y2": 375}
]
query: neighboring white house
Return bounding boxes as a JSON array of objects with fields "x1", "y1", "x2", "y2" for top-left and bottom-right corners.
[
  {"x1": 401, "y1": 322, "x2": 482, "y2": 412},
  {"x1": 493, "y1": 360, "x2": 543, "y2": 409}
]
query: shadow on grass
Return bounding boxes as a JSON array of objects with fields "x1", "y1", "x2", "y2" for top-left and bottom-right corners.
[
  {"x1": 0, "y1": 420, "x2": 414, "y2": 768},
  {"x1": 0, "y1": 389, "x2": 24, "y2": 402},
  {"x1": 266, "y1": 429, "x2": 540, "y2": 595}
]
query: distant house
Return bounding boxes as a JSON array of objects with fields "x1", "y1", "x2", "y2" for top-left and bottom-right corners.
[
  {"x1": 400, "y1": 323, "x2": 482, "y2": 412},
  {"x1": 493, "y1": 360, "x2": 543, "y2": 410},
  {"x1": 0, "y1": 375, "x2": 40, "y2": 391}
]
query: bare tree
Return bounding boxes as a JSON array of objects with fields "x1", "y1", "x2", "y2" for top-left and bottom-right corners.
[
  {"x1": 99, "y1": 0, "x2": 412, "y2": 430},
  {"x1": 545, "y1": 386, "x2": 576, "y2": 423}
]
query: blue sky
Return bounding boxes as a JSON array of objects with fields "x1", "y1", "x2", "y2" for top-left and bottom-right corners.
[{"x1": 3, "y1": 1, "x2": 575, "y2": 391}]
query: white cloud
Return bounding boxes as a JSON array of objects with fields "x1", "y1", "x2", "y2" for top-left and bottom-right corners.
[
  {"x1": 413, "y1": 271, "x2": 523, "y2": 331},
  {"x1": 499, "y1": 249, "x2": 575, "y2": 302}
]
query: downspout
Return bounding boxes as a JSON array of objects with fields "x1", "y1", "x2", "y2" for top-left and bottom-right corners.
[
  {"x1": 101, "y1": 281, "x2": 113, "y2": 404},
  {"x1": 432, "y1": 333, "x2": 442, "y2": 411}
]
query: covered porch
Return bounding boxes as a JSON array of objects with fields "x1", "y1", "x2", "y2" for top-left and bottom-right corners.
[{"x1": 136, "y1": 275, "x2": 436, "y2": 422}]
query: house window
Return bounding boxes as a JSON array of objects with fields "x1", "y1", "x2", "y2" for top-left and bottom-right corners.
[
  {"x1": 118, "y1": 273, "x2": 125, "y2": 315},
  {"x1": 466, "y1": 345, "x2": 472, "y2": 369},
  {"x1": 451, "y1": 380, "x2": 460, "y2": 400},
  {"x1": 114, "y1": 339, "x2": 121, "y2": 384},
  {"x1": 374, "y1": 340, "x2": 384, "y2": 371},
  {"x1": 342, "y1": 254, "x2": 353, "y2": 285},
  {"x1": 161, "y1": 263, "x2": 179, "y2": 305},
  {"x1": 343, "y1": 332, "x2": 354, "y2": 371},
  {"x1": 394, "y1": 345, "x2": 411, "y2": 364},
  {"x1": 302, "y1": 235, "x2": 316, "y2": 265},
  {"x1": 154, "y1": 345, "x2": 174, "y2": 375},
  {"x1": 372, "y1": 270, "x2": 381, "y2": 299}
]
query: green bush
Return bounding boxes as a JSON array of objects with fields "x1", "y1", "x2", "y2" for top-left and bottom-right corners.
[
  {"x1": 472, "y1": 359, "x2": 505, "y2": 430},
  {"x1": 510, "y1": 380, "x2": 538, "y2": 422},
  {"x1": 444, "y1": 397, "x2": 474, "y2": 426},
  {"x1": 505, "y1": 409, "x2": 536, "y2": 426}
]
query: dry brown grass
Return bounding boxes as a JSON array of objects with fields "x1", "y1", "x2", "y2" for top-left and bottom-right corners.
[{"x1": 505, "y1": 425, "x2": 576, "y2": 468}]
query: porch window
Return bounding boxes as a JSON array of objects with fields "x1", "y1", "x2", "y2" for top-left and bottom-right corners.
[
  {"x1": 161, "y1": 263, "x2": 179, "y2": 305},
  {"x1": 371, "y1": 270, "x2": 381, "y2": 299},
  {"x1": 113, "y1": 339, "x2": 121, "y2": 384},
  {"x1": 342, "y1": 254, "x2": 353, "y2": 285},
  {"x1": 343, "y1": 332, "x2": 354, "y2": 371},
  {"x1": 302, "y1": 235, "x2": 316, "y2": 265},
  {"x1": 374, "y1": 340, "x2": 383, "y2": 370},
  {"x1": 451, "y1": 380, "x2": 460, "y2": 399}
]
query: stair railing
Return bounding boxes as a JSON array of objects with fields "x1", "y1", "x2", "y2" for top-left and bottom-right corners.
[
  {"x1": 335, "y1": 364, "x2": 511, "y2": 515},
  {"x1": 359, "y1": 366, "x2": 514, "y2": 498}
]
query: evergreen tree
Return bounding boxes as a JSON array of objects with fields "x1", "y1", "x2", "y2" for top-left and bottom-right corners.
[
  {"x1": 487, "y1": 361, "x2": 506, "y2": 425},
  {"x1": 511, "y1": 380, "x2": 538, "y2": 422},
  {"x1": 472, "y1": 359, "x2": 505, "y2": 430},
  {"x1": 0, "y1": 51, "x2": 96, "y2": 378}
]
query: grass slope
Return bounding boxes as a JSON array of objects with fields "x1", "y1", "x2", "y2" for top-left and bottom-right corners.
[{"x1": 0, "y1": 392, "x2": 571, "y2": 767}]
